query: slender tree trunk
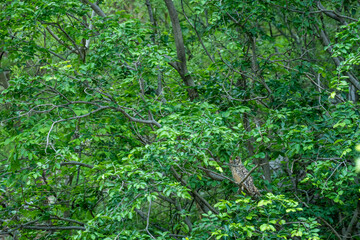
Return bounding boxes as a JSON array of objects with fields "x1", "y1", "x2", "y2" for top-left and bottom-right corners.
[{"x1": 163, "y1": 0, "x2": 199, "y2": 101}]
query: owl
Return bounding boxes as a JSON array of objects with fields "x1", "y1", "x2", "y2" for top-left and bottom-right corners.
[{"x1": 230, "y1": 156, "x2": 260, "y2": 196}]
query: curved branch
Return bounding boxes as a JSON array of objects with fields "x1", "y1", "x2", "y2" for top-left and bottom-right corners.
[
  {"x1": 114, "y1": 107, "x2": 162, "y2": 128},
  {"x1": 170, "y1": 166, "x2": 219, "y2": 214},
  {"x1": 198, "y1": 166, "x2": 236, "y2": 183},
  {"x1": 317, "y1": 2, "x2": 357, "y2": 24},
  {"x1": 46, "y1": 106, "x2": 111, "y2": 149}
]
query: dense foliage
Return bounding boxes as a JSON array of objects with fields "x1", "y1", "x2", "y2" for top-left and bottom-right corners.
[{"x1": 1, "y1": 0, "x2": 360, "y2": 239}]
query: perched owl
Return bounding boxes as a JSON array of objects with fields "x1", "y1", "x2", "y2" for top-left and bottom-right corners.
[{"x1": 230, "y1": 156, "x2": 260, "y2": 196}]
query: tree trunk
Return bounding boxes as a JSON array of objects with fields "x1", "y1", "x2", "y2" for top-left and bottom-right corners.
[{"x1": 163, "y1": 0, "x2": 199, "y2": 101}]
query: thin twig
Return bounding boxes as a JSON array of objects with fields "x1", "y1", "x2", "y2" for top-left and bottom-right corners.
[
  {"x1": 46, "y1": 106, "x2": 110, "y2": 151},
  {"x1": 145, "y1": 198, "x2": 155, "y2": 239}
]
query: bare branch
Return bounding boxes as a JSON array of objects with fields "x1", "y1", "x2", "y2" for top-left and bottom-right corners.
[
  {"x1": 46, "y1": 106, "x2": 111, "y2": 150},
  {"x1": 113, "y1": 106, "x2": 162, "y2": 128},
  {"x1": 45, "y1": 26, "x2": 74, "y2": 51},
  {"x1": 315, "y1": 25, "x2": 360, "y2": 91},
  {"x1": 85, "y1": 10, "x2": 96, "y2": 49},
  {"x1": 317, "y1": 2, "x2": 357, "y2": 23},
  {"x1": 55, "y1": 23, "x2": 84, "y2": 60},
  {"x1": 198, "y1": 166, "x2": 236, "y2": 183},
  {"x1": 170, "y1": 166, "x2": 219, "y2": 214},
  {"x1": 181, "y1": 0, "x2": 214, "y2": 63},
  {"x1": 145, "y1": 199, "x2": 155, "y2": 239},
  {"x1": 81, "y1": 0, "x2": 106, "y2": 17}
]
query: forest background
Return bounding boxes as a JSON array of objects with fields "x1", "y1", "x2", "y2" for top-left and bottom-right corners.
[{"x1": 1, "y1": 0, "x2": 360, "y2": 239}]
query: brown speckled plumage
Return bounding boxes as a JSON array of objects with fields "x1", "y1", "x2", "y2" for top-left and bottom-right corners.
[{"x1": 230, "y1": 156, "x2": 260, "y2": 196}]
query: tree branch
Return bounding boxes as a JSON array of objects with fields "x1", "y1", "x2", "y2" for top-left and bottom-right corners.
[
  {"x1": 113, "y1": 106, "x2": 162, "y2": 128},
  {"x1": 181, "y1": 0, "x2": 214, "y2": 63},
  {"x1": 170, "y1": 166, "x2": 218, "y2": 214},
  {"x1": 344, "y1": 199, "x2": 360, "y2": 239},
  {"x1": 81, "y1": 0, "x2": 106, "y2": 17},
  {"x1": 46, "y1": 106, "x2": 111, "y2": 150},
  {"x1": 315, "y1": 24, "x2": 360, "y2": 91}
]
